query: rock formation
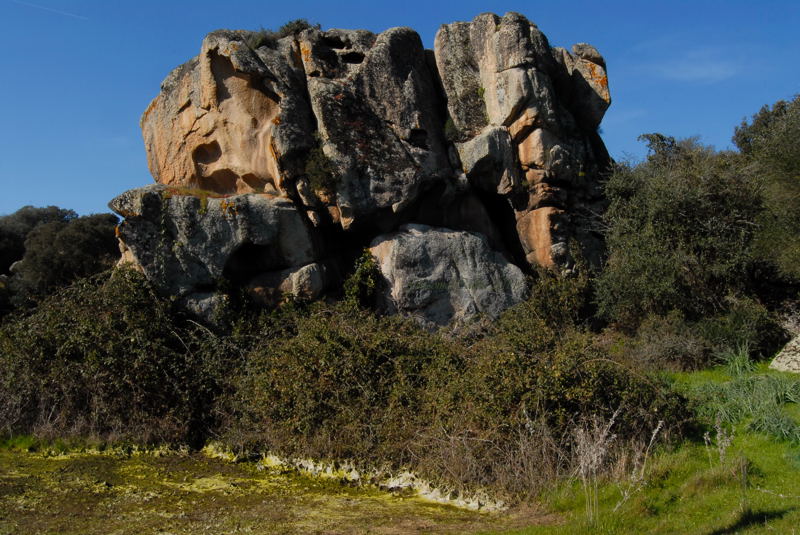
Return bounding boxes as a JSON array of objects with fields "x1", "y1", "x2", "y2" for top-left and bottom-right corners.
[
  {"x1": 111, "y1": 12, "x2": 612, "y2": 325},
  {"x1": 770, "y1": 336, "x2": 800, "y2": 374}
]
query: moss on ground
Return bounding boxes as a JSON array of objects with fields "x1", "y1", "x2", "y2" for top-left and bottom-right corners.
[{"x1": 0, "y1": 448, "x2": 544, "y2": 534}]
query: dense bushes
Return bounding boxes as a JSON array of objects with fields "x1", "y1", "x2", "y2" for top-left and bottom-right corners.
[
  {"x1": 0, "y1": 208, "x2": 119, "y2": 316},
  {"x1": 735, "y1": 95, "x2": 800, "y2": 280},
  {"x1": 0, "y1": 266, "x2": 684, "y2": 497},
  {"x1": 0, "y1": 269, "x2": 225, "y2": 446},
  {"x1": 596, "y1": 135, "x2": 763, "y2": 328},
  {"x1": 0, "y1": 205, "x2": 76, "y2": 274},
  {"x1": 10, "y1": 213, "x2": 119, "y2": 301}
]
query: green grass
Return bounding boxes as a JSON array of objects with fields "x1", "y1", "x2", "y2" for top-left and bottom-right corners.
[{"x1": 489, "y1": 364, "x2": 800, "y2": 535}]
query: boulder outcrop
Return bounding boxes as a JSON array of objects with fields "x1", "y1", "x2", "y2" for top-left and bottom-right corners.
[
  {"x1": 770, "y1": 336, "x2": 800, "y2": 374},
  {"x1": 370, "y1": 224, "x2": 528, "y2": 326},
  {"x1": 112, "y1": 13, "x2": 613, "y2": 325}
]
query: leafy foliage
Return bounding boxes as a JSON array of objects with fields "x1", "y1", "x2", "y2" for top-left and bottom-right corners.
[
  {"x1": 0, "y1": 205, "x2": 76, "y2": 274},
  {"x1": 735, "y1": 95, "x2": 800, "y2": 280},
  {"x1": 343, "y1": 249, "x2": 382, "y2": 309},
  {"x1": 245, "y1": 19, "x2": 320, "y2": 50},
  {"x1": 0, "y1": 269, "x2": 227, "y2": 446},
  {"x1": 305, "y1": 138, "x2": 338, "y2": 195},
  {"x1": 596, "y1": 135, "x2": 764, "y2": 327},
  {"x1": 9, "y1": 213, "x2": 119, "y2": 303}
]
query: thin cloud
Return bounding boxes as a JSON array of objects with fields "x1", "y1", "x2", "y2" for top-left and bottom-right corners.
[
  {"x1": 648, "y1": 49, "x2": 739, "y2": 83},
  {"x1": 625, "y1": 37, "x2": 743, "y2": 84},
  {"x1": 10, "y1": 0, "x2": 88, "y2": 20},
  {"x1": 602, "y1": 108, "x2": 647, "y2": 126}
]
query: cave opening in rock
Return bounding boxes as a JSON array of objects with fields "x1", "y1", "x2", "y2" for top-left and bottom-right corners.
[
  {"x1": 222, "y1": 242, "x2": 287, "y2": 287},
  {"x1": 341, "y1": 51, "x2": 365, "y2": 64},
  {"x1": 479, "y1": 192, "x2": 531, "y2": 273}
]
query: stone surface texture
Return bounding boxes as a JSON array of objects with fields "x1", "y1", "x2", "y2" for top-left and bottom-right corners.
[
  {"x1": 369, "y1": 224, "x2": 528, "y2": 326},
  {"x1": 770, "y1": 336, "x2": 800, "y2": 374},
  {"x1": 112, "y1": 12, "x2": 613, "y2": 325}
]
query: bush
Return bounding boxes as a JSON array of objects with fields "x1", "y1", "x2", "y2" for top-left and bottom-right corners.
[
  {"x1": 305, "y1": 138, "x2": 338, "y2": 196},
  {"x1": 694, "y1": 296, "x2": 787, "y2": 360},
  {"x1": 9, "y1": 213, "x2": 119, "y2": 304},
  {"x1": 0, "y1": 205, "x2": 76, "y2": 274},
  {"x1": 245, "y1": 19, "x2": 320, "y2": 50},
  {"x1": 343, "y1": 249, "x2": 381, "y2": 309},
  {"x1": 735, "y1": 95, "x2": 800, "y2": 281},
  {"x1": 217, "y1": 301, "x2": 457, "y2": 462},
  {"x1": 596, "y1": 135, "x2": 763, "y2": 328},
  {"x1": 624, "y1": 311, "x2": 711, "y2": 371},
  {"x1": 0, "y1": 269, "x2": 226, "y2": 445}
]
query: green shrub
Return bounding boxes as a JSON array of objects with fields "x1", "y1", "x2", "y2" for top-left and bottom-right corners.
[
  {"x1": 305, "y1": 139, "x2": 338, "y2": 195},
  {"x1": 343, "y1": 249, "x2": 382, "y2": 309},
  {"x1": 735, "y1": 95, "x2": 800, "y2": 281},
  {"x1": 0, "y1": 205, "x2": 76, "y2": 275},
  {"x1": 245, "y1": 19, "x2": 320, "y2": 50},
  {"x1": 0, "y1": 269, "x2": 227, "y2": 445},
  {"x1": 596, "y1": 135, "x2": 763, "y2": 328},
  {"x1": 217, "y1": 301, "x2": 457, "y2": 461},
  {"x1": 694, "y1": 296, "x2": 787, "y2": 360},
  {"x1": 9, "y1": 213, "x2": 119, "y2": 305}
]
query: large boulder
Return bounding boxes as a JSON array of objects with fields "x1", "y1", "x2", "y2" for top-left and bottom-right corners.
[
  {"x1": 141, "y1": 30, "x2": 316, "y2": 197},
  {"x1": 296, "y1": 26, "x2": 453, "y2": 230},
  {"x1": 369, "y1": 224, "x2": 528, "y2": 326},
  {"x1": 770, "y1": 336, "x2": 800, "y2": 373},
  {"x1": 110, "y1": 184, "x2": 325, "y2": 318},
  {"x1": 115, "y1": 12, "x2": 614, "y2": 324}
]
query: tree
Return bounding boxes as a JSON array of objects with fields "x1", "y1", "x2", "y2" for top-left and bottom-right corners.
[
  {"x1": 0, "y1": 205, "x2": 76, "y2": 274},
  {"x1": 10, "y1": 213, "x2": 119, "y2": 305},
  {"x1": 596, "y1": 135, "x2": 763, "y2": 327},
  {"x1": 734, "y1": 95, "x2": 800, "y2": 280}
]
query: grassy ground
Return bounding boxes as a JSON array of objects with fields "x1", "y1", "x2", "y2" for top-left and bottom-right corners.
[
  {"x1": 0, "y1": 445, "x2": 549, "y2": 535},
  {"x1": 498, "y1": 364, "x2": 800, "y2": 535}
]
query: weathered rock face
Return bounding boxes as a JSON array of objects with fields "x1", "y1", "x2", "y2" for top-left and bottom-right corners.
[
  {"x1": 113, "y1": 13, "x2": 613, "y2": 325},
  {"x1": 435, "y1": 12, "x2": 610, "y2": 268},
  {"x1": 141, "y1": 31, "x2": 316, "y2": 196},
  {"x1": 110, "y1": 184, "x2": 326, "y2": 317},
  {"x1": 370, "y1": 224, "x2": 528, "y2": 326},
  {"x1": 770, "y1": 336, "x2": 800, "y2": 373}
]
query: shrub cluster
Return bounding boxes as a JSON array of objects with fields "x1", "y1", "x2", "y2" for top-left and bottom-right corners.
[
  {"x1": 0, "y1": 208, "x2": 119, "y2": 316},
  {"x1": 0, "y1": 266, "x2": 685, "y2": 498},
  {"x1": 0, "y1": 269, "x2": 227, "y2": 446},
  {"x1": 245, "y1": 19, "x2": 320, "y2": 50}
]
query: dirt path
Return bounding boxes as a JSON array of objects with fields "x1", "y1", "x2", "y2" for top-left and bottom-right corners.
[{"x1": 0, "y1": 450, "x2": 552, "y2": 534}]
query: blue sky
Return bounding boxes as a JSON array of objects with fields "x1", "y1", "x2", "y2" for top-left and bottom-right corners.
[{"x1": 1, "y1": 0, "x2": 798, "y2": 215}]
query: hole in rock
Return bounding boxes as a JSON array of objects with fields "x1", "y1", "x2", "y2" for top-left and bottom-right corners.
[
  {"x1": 198, "y1": 169, "x2": 238, "y2": 194},
  {"x1": 341, "y1": 51, "x2": 365, "y2": 64},
  {"x1": 241, "y1": 173, "x2": 269, "y2": 192},
  {"x1": 223, "y1": 242, "x2": 288, "y2": 287},
  {"x1": 192, "y1": 141, "x2": 222, "y2": 165},
  {"x1": 322, "y1": 35, "x2": 347, "y2": 49},
  {"x1": 408, "y1": 129, "x2": 429, "y2": 150},
  {"x1": 479, "y1": 191, "x2": 530, "y2": 272}
]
